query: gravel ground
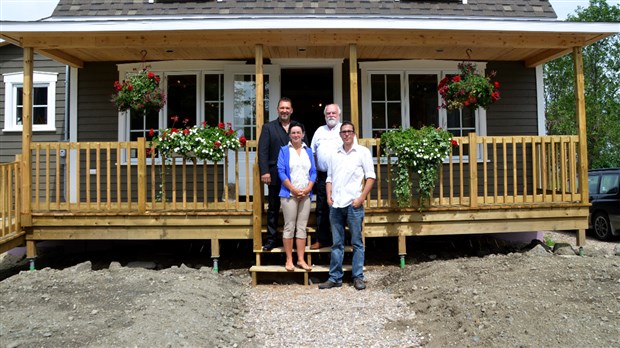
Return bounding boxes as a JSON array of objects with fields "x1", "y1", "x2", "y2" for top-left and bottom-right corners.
[{"x1": 0, "y1": 231, "x2": 618, "y2": 348}]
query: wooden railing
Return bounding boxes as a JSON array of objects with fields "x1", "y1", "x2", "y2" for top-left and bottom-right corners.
[
  {"x1": 27, "y1": 134, "x2": 583, "y2": 214},
  {"x1": 28, "y1": 139, "x2": 257, "y2": 213},
  {"x1": 360, "y1": 133, "x2": 582, "y2": 209},
  {"x1": 0, "y1": 158, "x2": 22, "y2": 241}
]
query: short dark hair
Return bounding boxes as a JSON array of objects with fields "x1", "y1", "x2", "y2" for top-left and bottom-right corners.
[
  {"x1": 341, "y1": 120, "x2": 355, "y2": 133},
  {"x1": 288, "y1": 121, "x2": 305, "y2": 135},
  {"x1": 278, "y1": 97, "x2": 292, "y2": 107}
]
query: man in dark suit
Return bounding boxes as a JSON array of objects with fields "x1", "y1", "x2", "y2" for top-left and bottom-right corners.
[{"x1": 258, "y1": 97, "x2": 298, "y2": 251}]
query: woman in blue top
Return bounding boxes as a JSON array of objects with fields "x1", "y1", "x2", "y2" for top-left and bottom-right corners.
[{"x1": 277, "y1": 122, "x2": 317, "y2": 271}]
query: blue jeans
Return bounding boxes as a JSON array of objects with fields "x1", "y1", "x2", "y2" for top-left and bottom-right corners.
[{"x1": 328, "y1": 204, "x2": 365, "y2": 283}]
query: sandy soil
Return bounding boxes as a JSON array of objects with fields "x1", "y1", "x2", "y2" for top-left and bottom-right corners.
[{"x1": 0, "y1": 232, "x2": 618, "y2": 347}]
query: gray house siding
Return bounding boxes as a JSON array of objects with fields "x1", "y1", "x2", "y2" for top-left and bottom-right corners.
[
  {"x1": 77, "y1": 62, "x2": 120, "y2": 141},
  {"x1": 487, "y1": 61, "x2": 539, "y2": 136},
  {"x1": 0, "y1": 45, "x2": 67, "y2": 163}
]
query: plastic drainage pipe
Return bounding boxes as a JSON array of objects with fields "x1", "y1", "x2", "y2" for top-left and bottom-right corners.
[{"x1": 212, "y1": 258, "x2": 219, "y2": 273}]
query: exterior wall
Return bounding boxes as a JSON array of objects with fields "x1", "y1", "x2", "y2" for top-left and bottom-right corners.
[
  {"x1": 77, "y1": 62, "x2": 120, "y2": 141},
  {"x1": 0, "y1": 45, "x2": 67, "y2": 163},
  {"x1": 486, "y1": 61, "x2": 539, "y2": 136}
]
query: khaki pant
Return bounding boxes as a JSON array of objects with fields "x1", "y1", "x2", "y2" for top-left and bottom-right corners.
[{"x1": 280, "y1": 196, "x2": 311, "y2": 239}]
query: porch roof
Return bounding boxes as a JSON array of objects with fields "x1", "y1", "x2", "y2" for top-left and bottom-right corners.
[{"x1": 1, "y1": 16, "x2": 618, "y2": 68}]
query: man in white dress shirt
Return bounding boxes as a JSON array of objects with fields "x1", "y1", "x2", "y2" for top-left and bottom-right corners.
[{"x1": 318, "y1": 121, "x2": 375, "y2": 291}]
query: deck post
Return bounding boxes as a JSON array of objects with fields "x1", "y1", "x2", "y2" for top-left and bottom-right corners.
[
  {"x1": 468, "y1": 132, "x2": 478, "y2": 208},
  {"x1": 349, "y1": 44, "x2": 359, "y2": 130},
  {"x1": 253, "y1": 44, "x2": 265, "y2": 251},
  {"x1": 137, "y1": 137, "x2": 147, "y2": 213},
  {"x1": 21, "y1": 48, "x2": 34, "y2": 227},
  {"x1": 573, "y1": 47, "x2": 588, "y2": 246}
]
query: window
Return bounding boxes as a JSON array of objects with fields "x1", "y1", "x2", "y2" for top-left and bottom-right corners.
[
  {"x1": 361, "y1": 60, "x2": 488, "y2": 160},
  {"x1": 3, "y1": 71, "x2": 58, "y2": 132}
]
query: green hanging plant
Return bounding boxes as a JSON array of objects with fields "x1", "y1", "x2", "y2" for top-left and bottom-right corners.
[{"x1": 381, "y1": 126, "x2": 457, "y2": 209}]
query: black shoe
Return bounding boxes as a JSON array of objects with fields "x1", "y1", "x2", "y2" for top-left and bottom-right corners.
[
  {"x1": 318, "y1": 280, "x2": 342, "y2": 289},
  {"x1": 262, "y1": 241, "x2": 276, "y2": 251},
  {"x1": 353, "y1": 278, "x2": 366, "y2": 290}
]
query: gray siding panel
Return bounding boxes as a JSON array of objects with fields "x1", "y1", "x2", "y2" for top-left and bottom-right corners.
[
  {"x1": 78, "y1": 62, "x2": 120, "y2": 141},
  {"x1": 486, "y1": 62, "x2": 539, "y2": 136},
  {"x1": 0, "y1": 45, "x2": 66, "y2": 163}
]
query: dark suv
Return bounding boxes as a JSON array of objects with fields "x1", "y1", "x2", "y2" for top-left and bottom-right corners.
[{"x1": 588, "y1": 168, "x2": 620, "y2": 240}]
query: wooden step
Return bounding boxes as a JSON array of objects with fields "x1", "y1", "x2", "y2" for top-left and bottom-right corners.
[
  {"x1": 254, "y1": 246, "x2": 353, "y2": 253},
  {"x1": 250, "y1": 265, "x2": 352, "y2": 273}
]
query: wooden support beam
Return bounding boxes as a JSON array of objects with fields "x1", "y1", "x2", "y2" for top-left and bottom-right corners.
[
  {"x1": 255, "y1": 44, "x2": 264, "y2": 136},
  {"x1": 469, "y1": 132, "x2": 478, "y2": 208},
  {"x1": 21, "y1": 48, "x2": 33, "y2": 227},
  {"x1": 349, "y1": 44, "x2": 359, "y2": 131},
  {"x1": 573, "y1": 47, "x2": 588, "y2": 203}
]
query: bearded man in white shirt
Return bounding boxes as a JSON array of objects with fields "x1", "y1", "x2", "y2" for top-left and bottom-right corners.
[{"x1": 309, "y1": 103, "x2": 343, "y2": 250}]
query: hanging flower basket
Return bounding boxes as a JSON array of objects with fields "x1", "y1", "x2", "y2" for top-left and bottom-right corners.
[
  {"x1": 438, "y1": 62, "x2": 500, "y2": 111},
  {"x1": 111, "y1": 68, "x2": 166, "y2": 115},
  {"x1": 381, "y1": 126, "x2": 457, "y2": 209},
  {"x1": 151, "y1": 117, "x2": 246, "y2": 162}
]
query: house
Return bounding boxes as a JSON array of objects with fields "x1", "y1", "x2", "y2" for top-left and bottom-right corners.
[{"x1": 0, "y1": 0, "x2": 617, "y2": 280}]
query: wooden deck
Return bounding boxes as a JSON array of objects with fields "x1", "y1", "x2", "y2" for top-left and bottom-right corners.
[{"x1": 2, "y1": 134, "x2": 589, "y2": 262}]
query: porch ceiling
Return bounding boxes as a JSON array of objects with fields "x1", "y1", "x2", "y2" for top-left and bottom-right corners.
[{"x1": 1, "y1": 23, "x2": 617, "y2": 68}]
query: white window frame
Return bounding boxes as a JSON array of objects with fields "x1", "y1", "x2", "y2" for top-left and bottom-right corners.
[
  {"x1": 360, "y1": 60, "x2": 488, "y2": 162},
  {"x1": 3, "y1": 71, "x2": 58, "y2": 132}
]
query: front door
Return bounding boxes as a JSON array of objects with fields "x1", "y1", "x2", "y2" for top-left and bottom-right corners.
[{"x1": 281, "y1": 68, "x2": 334, "y2": 143}]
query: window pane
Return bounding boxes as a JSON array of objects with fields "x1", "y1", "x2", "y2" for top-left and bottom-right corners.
[
  {"x1": 232, "y1": 74, "x2": 269, "y2": 141},
  {"x1": 462, "y1": 107, "x2": 475, "y2": 128},
  {"x1": 447, "y1": 109, "x2": 461, "y2": 130},
  {"x1": 408, "y1": 74, "x2": 438, "y2": 129},
  {"x1": 588, "y1": 175, "x2": 600, "y2": 194},
  {"x1": 167, "y1": 75, "x2": 197, "y2": 128},
  {"x1": 17, "y1": 87, "x2": 23, "y2": 105},
  {"x1": 600, "y1": 175, "x2": 619, "y2": 194},
  {"x1": 386, "y1": 74, "x2": 401, "y2": 100},
  {"x1": 370, "y1": 75, "x2": 385, "y2": 100},
  {"x1": 387, "y1": 103, "x2": 401, "y2": 129},
  {"x1": 33, "y1": 107, "x2": 47, "y2": 124},
  {"x1": 16, "y1": 107, "x2": 23, "y2": 125},
  {"x1": 371, "y1": 102, "x2": 386, "y2": 129},
  {"x1": 33, "y1": 87, "x2": 48, "y2": 105},
  {"x1": 204, "y1": 74, "x2": 223, "y2": 126}
]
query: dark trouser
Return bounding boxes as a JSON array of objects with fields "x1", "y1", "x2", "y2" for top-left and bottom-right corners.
[
  {"x1": 315, "y1": 171, "x2": 333, "y2": 246},
  {"x1": 265, "y1": 167, "x2": 281, "y2": 245}
]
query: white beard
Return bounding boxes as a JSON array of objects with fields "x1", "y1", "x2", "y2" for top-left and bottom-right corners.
[{"x1": 326, "y1": 119, "x2": 338, "y2": 128}]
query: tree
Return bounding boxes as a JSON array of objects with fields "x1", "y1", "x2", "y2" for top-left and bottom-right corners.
[{"x1": 544, "y1": 0, "x2": 620, "y2": 169}]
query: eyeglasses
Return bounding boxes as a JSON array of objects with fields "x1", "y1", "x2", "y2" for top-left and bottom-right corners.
[{"x1": 340, "y1": 130, "x2": 355, "y2": 135}]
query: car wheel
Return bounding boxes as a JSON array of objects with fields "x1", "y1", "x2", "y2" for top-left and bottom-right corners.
[{"x1": 592, "y1": 212, "x2": 612, "y2": 241}]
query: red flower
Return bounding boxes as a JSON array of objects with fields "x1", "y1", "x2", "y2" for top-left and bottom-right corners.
[
  {"x1": 183, "y1": 129, "x2": 189, "y2": 135},
  {"x1": 491, "y1": 91, "x2": 501, "y2": 101},
  {"x1": 114, "y1": 81, "x2": 122, "y2": 91},
  {"x1": 240, "y1": 136, "x2": 247, "y2": 146},
  {"x1": 450, "y1": 139, "x2": 458, "y2": 147},
  {"x1": 183, "y1": 118, "x2": 189, "y2": 124},
  {"x1": 452, "y1": 75, "x2": 461, "y2": 83},
  {"x1": 127, "y1": 84, "x2": 133, "y2": 91},
  {"x1": 202, "y1": 121, "x2": 207, "y2": 126},
  {"x1": 155, "y1": 76, "x2": 161, "y2": 83},
  {"x1": 171, "y1": 128, "x2": 178, "y2": 133},
  {"x1": 214, "y1": 140, "x2": 221, "y2": 148},
  {"x1": 171, "y1": 115, "x2": 179, "y2": 123},
  {"x1": 148, "y1": 72, "x2": 155, "y2": 79},
  {"x1": 218, "y1": 122, "x2": 225, "y2": 129},
  {"x1": 494, "y1": 81, "x2": 500, "y2": 89},
  {"x1": 226, "y1": 129, "x2": 234, "y2": 135},
  {"x1": 149, "y1": 128, "x2": 155, "y2": 137}
]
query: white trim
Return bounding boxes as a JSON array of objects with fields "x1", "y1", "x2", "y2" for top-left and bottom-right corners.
[
  {"x1": 535, "y1": 65, "x2": 546, "y2": 136},
  {"x1": 69, "y1": 67, "x2": 78, "y2": 142},
  {"x1": 2, "y1": 71, "x2": 58, "y2": 132},
  {"x1": 4, "y1": 18, "x2": 617, "y2": 35}
]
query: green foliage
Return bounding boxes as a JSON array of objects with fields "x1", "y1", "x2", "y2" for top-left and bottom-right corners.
[
  {"x1": 152, "y1": 118, "x2": 246, "y2": 162},
  {"x1": 544, "y1": 0, "x2": 620, "y2": 169},
  {"x1": 381, "y1": 126, "x2": 455, "y2": 208},
  {"x1": 438, "y1": 62, "x2": 501, "y2": 111},
  {"x1": 543, "y1": 235, "x2": 556, "y2": 248},
  {"x1": 111, "y1": 68, "x2": 166, "y2": 114}
]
